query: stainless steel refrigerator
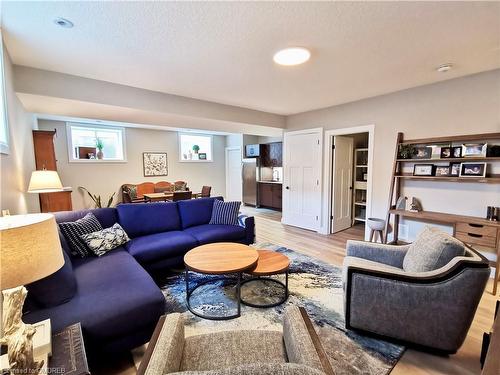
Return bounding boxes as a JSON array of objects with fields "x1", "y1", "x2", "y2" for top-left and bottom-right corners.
[{"x1": 242, "y1": 158, "x2": 258, "y2": 206}]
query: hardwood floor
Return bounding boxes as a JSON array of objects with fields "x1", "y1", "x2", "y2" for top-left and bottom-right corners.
[{"x1": 96, "y1": 207, "x2": 498, "y2": 375}]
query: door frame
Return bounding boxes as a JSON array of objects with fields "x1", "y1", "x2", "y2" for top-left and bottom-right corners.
[
  {"x1": 282, "y1": 127, "x2": 323, "y2": 231},
  {"x1": 331, "y1": 135, "x2": 354, "y2": 233},
  {"x1": 321, "y1": 125, "x2": 375, "y2": 239},
  {"x1": 225, "y1": 146, "x2": 242, "y2": 201}
]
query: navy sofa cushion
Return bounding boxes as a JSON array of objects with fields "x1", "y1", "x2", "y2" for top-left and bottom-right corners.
[
  {"x1": 177, "y1": 197, "x2": 222, "y2": 229},
  {"x1": 24, "y1": 249, "x2": 165, "y2": 344},
  {"x1": 126, "y1": 231, "x2": 198, "y2": 264},
  {"x1": 117, "y1": 202, "x2": 181, "y2": 238},
  {"x1": 26, "y1": 251, "x2": 77, "y2": 308},
  {"x1": 184, "y1": 224, "x2": 246, "y2": 245}
]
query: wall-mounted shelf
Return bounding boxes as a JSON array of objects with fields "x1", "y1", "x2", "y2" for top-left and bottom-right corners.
[
  {"x1": 395, "y1": 174, "x2": 500, "y2": 183},
  {"x1": 396, "y1": 157, "x2": 500, "y2": 163}
]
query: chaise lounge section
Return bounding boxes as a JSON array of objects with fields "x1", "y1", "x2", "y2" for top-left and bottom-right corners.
[{"x1": 23, "y1": 197, "x2": 255, "y2": 356}]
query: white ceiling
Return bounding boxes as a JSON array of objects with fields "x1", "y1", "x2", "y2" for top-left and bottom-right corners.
[{"x1": 2, "y1": 1, "x2": 500, "y2": 115}]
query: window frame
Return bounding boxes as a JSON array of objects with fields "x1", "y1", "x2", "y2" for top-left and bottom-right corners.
[
  {"x1": 66, "y1": 122, "x2": 127, "y2": 163},
  {"x1": 178, "y1": 132, "x2": 214, "y2": 163},
  {"x1": 0, "y1": 30, "x2": 10, "y2": 155}
]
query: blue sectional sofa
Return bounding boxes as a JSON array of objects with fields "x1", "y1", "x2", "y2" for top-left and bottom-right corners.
[{"x1": 23, "y1": 197, "x2": 255, "y2": 356}]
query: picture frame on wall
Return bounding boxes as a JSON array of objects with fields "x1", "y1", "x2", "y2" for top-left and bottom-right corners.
[
  {"x1": 450, "y1": 162, "x2": 461, "y2": 176},
  {"x1": 143, "y1": 152, "x2": 168, "y2": 177},
  {"x1": 435, "y1": 165, "x2": 450, "y2": 177},
  {"x1": 413, "y1": 164, "x2": 434, "y2": 176},
  {"x1": 459, "y1": 162, "x2": 487, "y2": 177},
  {"x1": 462, "y1": 143, "x2": 487, "y2": 157}
]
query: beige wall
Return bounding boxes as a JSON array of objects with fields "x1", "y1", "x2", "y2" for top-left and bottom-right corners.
[
  {"x1": 287, "y1": 69, "x2": 500, "y2": 244},
  {"x1": 38, "y1": 120, "x2": 227, "y2": 210},
  {"x1": 0, "y1": 46, "x2": 38, "y2": 214}
]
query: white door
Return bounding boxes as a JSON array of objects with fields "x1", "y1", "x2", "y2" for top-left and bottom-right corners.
[
  {"x1": 225, "y1": 147, "x2": 243, "y2": 201},
  {"x1": 283, "y1": 129, "x2": 322, "y2": 231},
  {"x1": 331, "y1": 136, "x2": 354, "y2": 233}
]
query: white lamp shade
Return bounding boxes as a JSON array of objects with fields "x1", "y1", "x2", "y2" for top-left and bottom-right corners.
[
  {"x1": 28, "y1": 170, "x2": 63, "y2": 193},
  {"x1": 0, "y1": 213, "x2": 64, "y2": 289}
]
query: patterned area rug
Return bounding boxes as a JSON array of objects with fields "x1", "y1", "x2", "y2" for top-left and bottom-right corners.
[{"x1": 158, "y1": 244, "x2": 405, "y2": 374}]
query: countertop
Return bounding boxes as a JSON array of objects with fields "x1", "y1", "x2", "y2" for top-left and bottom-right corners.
[{"x1": 258, "y1": 180, "x2": 283, "y2": 184}]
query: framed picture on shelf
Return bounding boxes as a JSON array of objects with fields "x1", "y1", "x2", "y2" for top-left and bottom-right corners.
[
  {"x1": 435, "y1": 166, "x2": 450, "y2": 177},
  {"x1": 452, "y1": 146, "x2": 462, "y2": 158},
  {"x1": 462, "y1": 143, "x2": 487, "y2": 157},
  {"x1": 440, "y1": 147, "x2": 452, "y2": 158},
  {"x1": 143, "y1": 152, "x2": 168, "y2": 177},
  {"x1": 459, "y1": 162, "x2": 486, "y2": 178},
  {"x1": 198, "y1": 153, "x2": 207, "y2": 160},
  {"x1": 450, "y1": 162, "x2": 461, "y2": 176},
  {"x1": 414, "y1": 146, "x2": 432, "y2": 159},
  {"x1": 413, "y1": 164, "x2": 434, "y2": 176}
]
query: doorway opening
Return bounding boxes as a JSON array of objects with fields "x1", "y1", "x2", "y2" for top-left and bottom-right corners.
[{"x1": 323, "y1": 125, "x2": 374, "y2": 239}]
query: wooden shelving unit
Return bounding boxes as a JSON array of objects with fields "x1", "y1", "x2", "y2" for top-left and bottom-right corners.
[{"x1": 385, "y1": 132, "x2": 500, "y2": 295}]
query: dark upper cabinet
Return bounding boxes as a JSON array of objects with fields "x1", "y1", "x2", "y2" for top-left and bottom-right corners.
[{"x1": 260, "y1": 142, "x2": 282, "y2": 167}]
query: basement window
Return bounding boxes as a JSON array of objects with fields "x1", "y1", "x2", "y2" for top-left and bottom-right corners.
[
  {"x1": 67, "y1": 123, "x2": 126, "y2": 162},
  {"x1": 179, "y1": 133, "x2": 213, "y2": 162}
]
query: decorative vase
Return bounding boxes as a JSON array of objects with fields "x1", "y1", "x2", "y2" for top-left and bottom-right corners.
[{"x1": 97, "y1": 150, "x2": 103, "y2": 159}]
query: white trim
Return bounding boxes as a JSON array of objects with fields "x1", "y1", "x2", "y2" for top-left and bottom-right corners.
[
  {"x1": 66, "y1": 122, "x2": 127, "y2": 163},
  {"x1": 225, "y1": 146, "x2": 243, "y2": 201},
  {"x1": 320, "y1": 124, "x2": 375, "y2": 240},
  {"x1": 178, "y1": 132, "x2": 214, "y2": 163},
  {"x1": 282, "y1": 127, "x2": 323, "y2": 231}
]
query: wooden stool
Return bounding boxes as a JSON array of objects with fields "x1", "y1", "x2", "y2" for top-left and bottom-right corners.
[{"x1": 367, "y1": 218, "x2": 385, "y2": 243}]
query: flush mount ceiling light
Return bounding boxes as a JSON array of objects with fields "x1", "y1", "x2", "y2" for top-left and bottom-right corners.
[
  {"x1": 436, "y1": 63, "x2": 453, "y2": 73},
  {"x1": 53, "y1": 17, "x2": 74, "y2": 28},
  {"x1": 273, "y1": 47, "x2": 311, "y2": 66}
]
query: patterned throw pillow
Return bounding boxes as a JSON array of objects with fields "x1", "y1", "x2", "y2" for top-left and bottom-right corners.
[
  {"x1": 209, "y1": 200, "x2": 241, "y2": 226},
  {"x1": 125, "y1": 185, "x2": 138, "y2": 200},
  {"x1": 59, "y1": 213, "x2": 103, "y2": 257},
  {"x1": 80, "y1": 223, "x2": 130, "y2": 257},
  {"x1": 174, "y1": 182, "x2": 187, "y2": 192}
]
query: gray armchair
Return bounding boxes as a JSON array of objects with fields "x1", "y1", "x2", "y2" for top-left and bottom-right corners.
[
  {"x1": 343, "y1": 227, "x2": 490, "y2": 354},
  {"x1": 137, "y1": 306, "x2": 334, "y2": 375}
]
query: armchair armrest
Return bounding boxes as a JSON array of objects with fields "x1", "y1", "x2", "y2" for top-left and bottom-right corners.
[
  {"x1": 137, "y1": 314, "x2": 185, "y2": 375},
  {"x1": 346, "y1": 240, "x2": 410, "y2": 268},
  {"x1": 238, "y1": 214, "x2": 255, "y2": 245}
]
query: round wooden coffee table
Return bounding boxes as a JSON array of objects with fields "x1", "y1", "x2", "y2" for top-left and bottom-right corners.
[
  {"x1": 240, "y1": 250, "x2": 290, "y2": 308},
  {"x1": 184, "y1": 243, "x2": 259, "y2": 320}
]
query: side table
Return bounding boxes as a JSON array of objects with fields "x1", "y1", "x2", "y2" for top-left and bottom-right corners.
[{"x1": 240, "y1": 250, "x2": 290, "y2": 308}]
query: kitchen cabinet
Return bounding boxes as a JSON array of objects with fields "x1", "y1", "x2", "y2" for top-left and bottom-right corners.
[
  {"x1": 260, "y1": 142, "x2": 282, "y2": 167},
  {"x1": 258, "y1": 182, "x2": 282, "y2": 210}
]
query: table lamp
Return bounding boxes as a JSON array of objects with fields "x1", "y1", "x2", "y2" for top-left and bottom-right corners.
[
  {"x1": 0, "y1": 213, "x2": 64, "y2": 374},
  {"x1": 27, "y1": 170, "x2": 63, "y2": 193}
]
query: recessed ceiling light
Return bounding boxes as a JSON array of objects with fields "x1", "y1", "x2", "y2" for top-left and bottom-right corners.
[
  {"x1": 273, "y1": 47, "x2": 311, "y2": 66},
  {"x1": 53, "y1": 17, "x2": 74, "y2": 28},
  {"x1": 436, "y1": 63, "x2": 453, "y2": 73}
]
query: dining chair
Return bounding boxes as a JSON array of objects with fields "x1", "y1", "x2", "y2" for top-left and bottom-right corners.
[{"x1": 172, "y1": 191, "x2": 193, "y2": 201}]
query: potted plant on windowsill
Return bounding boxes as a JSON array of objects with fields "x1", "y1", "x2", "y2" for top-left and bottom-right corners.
[
  {"x1": 96, "y1": 138, "x2": 104, "y2": 160},
  {"x1": 192, "y1": 145, "x2": 200, "y2": 154}
]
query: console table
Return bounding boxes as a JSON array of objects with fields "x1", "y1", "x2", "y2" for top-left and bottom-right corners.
[{"x1": 389, "y1": 209, "x2": 500, "y2": 294}]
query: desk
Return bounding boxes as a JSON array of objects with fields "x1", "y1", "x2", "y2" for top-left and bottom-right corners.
[
  {"x1": 143, "y1": 192, "x2": 173, "y2": 202},
  {"x1": 389, "y1": 209, "x2": 500, "y2": 295}
]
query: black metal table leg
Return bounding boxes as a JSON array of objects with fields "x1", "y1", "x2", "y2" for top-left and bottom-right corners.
[
  {"x1": 240, "y1": 269, "x2": 289, "y2": 308},
  {"x1": 185, "y1": 269, "x2": 243, "y2": 320}
]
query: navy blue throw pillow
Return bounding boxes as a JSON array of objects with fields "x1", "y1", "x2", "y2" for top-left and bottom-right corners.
[{"x1": 209, "y1": 200, "x2": 241, "y2": 226}]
